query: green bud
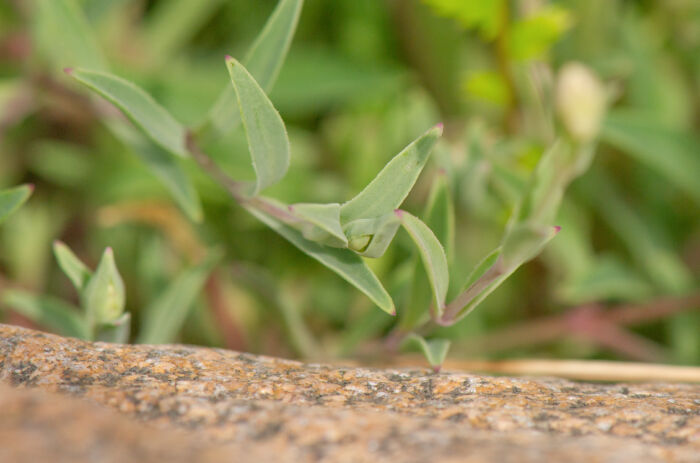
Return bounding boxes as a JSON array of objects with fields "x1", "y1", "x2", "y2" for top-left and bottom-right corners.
[{"x1": 82, "y1": 247, "x2": 125, "y2": 325}]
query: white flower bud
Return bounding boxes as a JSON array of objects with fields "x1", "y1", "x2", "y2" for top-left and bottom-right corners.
[{"x1": 555, "y1": 63, "x2": 605, "y2": 142}]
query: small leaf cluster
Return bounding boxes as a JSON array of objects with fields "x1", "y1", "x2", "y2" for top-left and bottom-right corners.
[{"x1": 6, "y1": 0, "x2": 690, "y2": 369}]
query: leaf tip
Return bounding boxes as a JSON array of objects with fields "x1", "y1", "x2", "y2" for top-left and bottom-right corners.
[
  {"x1": 394, "y1": 209, "x2": 404, "y2": 219},
  {"x1": 432, "y1": 365, "x2": 442, "y2": 374},
  {"x1": 225, "y1": 54, "x2": 233, "y2": 61},
  {"x1": 390, "y1": 308, "x2": 397, "y2": 316},
  {"x1": 63, "y1": 67, "x2": 74, "y2": 75},
  {"x1": 434, "y1": 122, "x2": 444, "y2": 135},
  {"x1": 26, "y1": 183, "x2": 35, "y2": 192},
  {"x1": 553, "y1": 225, "x2": 562, "y2": 234}
]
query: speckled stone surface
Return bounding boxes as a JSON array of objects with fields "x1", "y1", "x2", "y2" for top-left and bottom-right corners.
[{"x1": 1, "y1": 324, "x2": 698, "y2": 462}]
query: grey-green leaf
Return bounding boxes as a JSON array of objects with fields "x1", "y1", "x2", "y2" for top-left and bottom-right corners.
[
  {"x1": 144, "y1": 0, "x2": 224, "y2": 63},
  {"x1": 227, "y1": 57, "x2": 290, "y2": 195},
  {"x1": 397, "y1": 210, "x2": 449, "y2": 317},
  {"x1": 424, "y1": 172, "x2": 455, "y2": 261},
  {"x1": 340, "y1": 124, "x2": 442, "y2": 224},
  {"x1": 0, "y1": 184, "x2": 32, "y2": 225},
  {"x1": 81, "y1": 247, "x2": 125, "y2": 325},
  {"x1": 343, "y1": 212, "x2": 401, "y2": 258},
  {"x1": 2, "y1": 289, "x2": 89, "y2": 339},
  {"x1": 248, "y1": 207, "x2": 395, "y2": 315},
  {"x1": 501, "y1": 222, "x2": 560, "y2": 270},
  {"x1": 204, "y1": 0, "x2": 303, "y2": 136},
  {"x1": 35, "y1": 0, "x2": 108, "y2": 71},
  {"x1": 68, "y1": 68, "x2": 187, "y2": 157},
  {"x1": 288, "y1": 202, "x2": 348, "y2": 247},
  {"x1": 402, "y1": 334, "x2": 451, "y2": 371},
  {"x1": 107, "y1": 118, "x2": 203, "y2": 222},
  {"x1": 137, "y1": 252, "x2": 222, "y2": 344},
  {"x1": 53, "y1": 240, "x2": 92, "y2": 293}
]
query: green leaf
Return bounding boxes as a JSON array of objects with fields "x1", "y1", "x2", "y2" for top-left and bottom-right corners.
[
  {"x1": 137, "y1": 252, "x2": 222, "y2": 344},
  {"x1": 95, "y1": 312, "x2": 131, "y2": 344},
  {"x1": 462, "y1": 70, "x2": 509, "y2": 106},
  {"x1": 144, "y1": 0, "x2": 224, "y2": 63},
  {"x1": 34, "y1": 0, "x2": 108, "y2": 71},
  {"x1": 402, "y1": 334, "x2": 451, "y2": 371},
  {"x1": 226, "y1": 57, "x2": 291, "y2": 195},
  {"x1": 501, "y1": 222, "x2": 559, "y2": 270},
  {"x1": 423, "y1": 172, "x2": 455, "y2": 261},
  {"x1": 0, "y1": 184, "x2": 33, "y2": 225},
  {"x1": 68, "y1": 68, "x2": 188, "y2": 158},
  {"x1": 53, "y1": 240, "x2": 92, "y2": 293},
  {"x1": 248, "y1": 207, "x2": 395, "y2": 315},
  {"x1": 288, "y1": 202, "x2": 348, "y2": 248},
  {"x1": 399, "y1": 173, "x2": 455, "y2": 329},
  {"x1": 397, "y1": 210, "x2": 449, "y2": 317},
  {"x1": 423, "y1": 0, "x2": 506, "y2": 39},
  {"x1": 205, "y1": 0, "x2": 303, "y2": 136},
  {"x1": 81, "y1": 247, "x2": 125, "y2": 325},
  {"x1": 602, "y1": 110, "x2": 700, "y2": 204},
  {"x1": 461, "y1": 248, "x2": 502, "y2": 290},
  {"x1": 2, "y1": 289, "x2": 88, "y2": 339},
  {"x1": 107, "y1": 119, "x2": 203, "y2": 222},
  {"x1": 340, "y1": 125, "x2": 442, "y2": 224},
  {"x1": 343, "y1": 212, "x2": 401, "y2": 258},
  {"x1": 509, "y1": 5, "x2": 572, "y2": 60}
]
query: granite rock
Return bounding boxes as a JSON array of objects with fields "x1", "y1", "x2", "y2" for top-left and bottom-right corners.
[{"x1": 1, "y1": 324, "x2": 698, "y2": 462}]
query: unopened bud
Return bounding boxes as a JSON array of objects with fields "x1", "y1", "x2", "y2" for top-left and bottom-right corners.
[{"x1": 555, "y1": 63, "x2": 605, "y2": 142}]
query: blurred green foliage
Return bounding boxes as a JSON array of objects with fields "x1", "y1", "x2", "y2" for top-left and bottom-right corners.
[{"x1": 0, "y1": 0, "x2": 698, "y2": 365}]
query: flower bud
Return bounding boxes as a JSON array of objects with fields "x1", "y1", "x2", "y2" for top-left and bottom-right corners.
[{"x1": 555, "y1": 63, "x2": 605, "y2": 142}]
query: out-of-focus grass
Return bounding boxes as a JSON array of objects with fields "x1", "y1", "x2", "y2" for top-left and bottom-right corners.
[{"x1": 0, "y1": 0, "x2": 698, "y2": 365}]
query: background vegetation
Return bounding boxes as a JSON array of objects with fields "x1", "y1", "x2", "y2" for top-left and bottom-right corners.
[{"x1": 1, "y1": 0, "x2": 698, "y2": 366}]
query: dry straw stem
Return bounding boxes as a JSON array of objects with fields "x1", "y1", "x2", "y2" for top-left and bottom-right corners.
[{"x1": 420, "y1": 358, "x2": 700, "y2": 383}]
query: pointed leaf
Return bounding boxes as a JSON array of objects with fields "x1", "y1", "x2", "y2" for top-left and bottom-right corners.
[
  {"x1": 137, "y1": 252, "x2": 222, "y2": 344},
  {"x1": 340, "y1": 125, "x2": 442, "y2": 224},
  {"x1": 444, "y1": 224, "x2": 559, "y2": 324},
  {"x1": 424, "y1": 172, "x2": 455, "y2": 261},
  {"x1": 144, "y1": 0, "x2": 224, "y2": 62},
  {"x1": 204, "y1": 0, "x2": 303, "y2": 136},
  {"x1": 343, "y1": 212, "x2": 400, "y2": 258},
  {"x1": 108, "y1": 119, "x2": 203, "y2": 221},
  {"x1": 95, "y1": 312, "x2": 131, "y2": 344},
  {"x1": 501, "y1": 223, "x2": 560, "y2": 270},
  {"x1": 0, "y1": 184, "x2": 32, "y2": 225},
  {"x1": 68, "y1": 68, "x2": 188, "y2": 157},
  {"x1": 2, "y1": 289, "x2": 88, "y2": 339},
  {"x1": 53, "y1": 240, "x2": 92, "y2": 293},
  {"x1": 35, "y1": 0, "x2": 108, "y2": 71},
  {"x1": 399, "y1": 175, "x2": 455, "y2": 329},
  {"x1": 248, "y1": 207, "x2": 395, "y2": 315},
  {"x1": 402, "y1": 334, "x2": 451, "y2": 370},
  {"x1": 226, "y1": 57, "x2": 290, "y2": 195},
  {"x1": 288, "y1": 202, "x2": 348, "y2": 247},
  {"x1": 82, "y1": 247, "x2": 125, "y2": 324},
  {"x1": 396, "y1": 210, "x2": 449, "y2": 316}
]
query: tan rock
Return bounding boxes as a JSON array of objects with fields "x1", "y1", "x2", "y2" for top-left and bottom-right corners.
[{"x1": 1, "y1": 324, "x2": 698, "y2": 462}]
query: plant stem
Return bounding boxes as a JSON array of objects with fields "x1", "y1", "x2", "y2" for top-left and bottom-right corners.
[
  {"x1": 438, "y1": 259, "x2": 504, "y2": 325},
  {"x1": 185, "y1": 131, "x2": 300, "y2": 225}
]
